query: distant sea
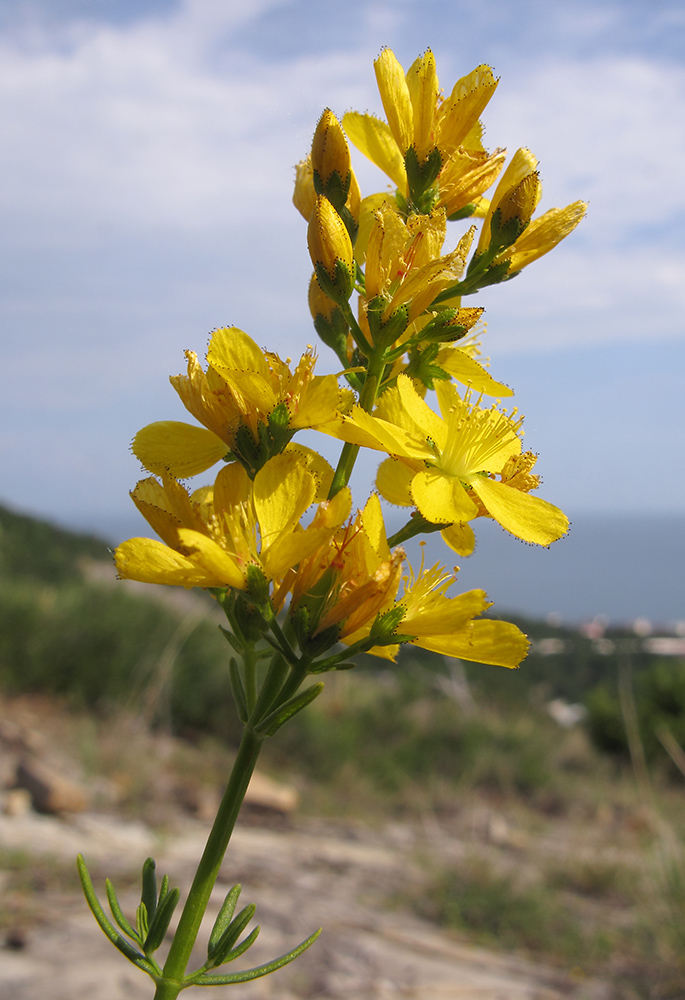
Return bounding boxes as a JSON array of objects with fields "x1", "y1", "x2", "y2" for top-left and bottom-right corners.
[{"x1": 79, "y1": 510, "x2": 685, "y2": 628}]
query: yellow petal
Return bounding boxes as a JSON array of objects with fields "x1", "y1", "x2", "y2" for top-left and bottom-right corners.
[
  {"x1": 114, "y1": 537, "x2": 214, "y2": 588},
  {"x1": 207, "y1": 327, "x2": 269, "y2": 378},
  {"x1": 213, "y1": 462, "x2": 252, "y2": 512},
  {"x1": 396, "y1": 374, "x2": 446, "y2": 447},
  {"x1": 374, "y1": 48, "x2": 414, "y2": 154},
  {"x1": 342, "y1": 113, "x2": 408, "y2": 193},
  {"x1": 133, "y1": 421, "x2": 228, "y2": 478},
  {"x1": 254, "y1": 452, "x2": 316, "y2": 548},
  {"x1": 435, "y1": 65, "x2": 499, "y2": 157},
  {"x1": 361, "y1": 492, "x2": 391, "y2": 560},
  {"x1": 284, "y1": 443, "x2": 334, "y2": 501},
  {"x1": 411, "y1": 469, "x2": 478, "y2": 523},
  {"x1": 376, "y1": 457, "x2": 415, "y2": 506},
  {"x1": 415, "y1": 619, "x2": 529, "y2": 668},
  {"x1": 405, "y1": 49, "x2": 439, "y2": 162},
  {"x1": 435, "y1": 347, "x2": 513, "y2": 397},
  {"x1": 470, "y1": 475, "x2": 569, "y2": 545},
  {"x1": 176, "y1": 528, "x2": 246, "y2": 589},
  {"x1": 441, "y1": 521, "x2": 476, "y2": 557}
]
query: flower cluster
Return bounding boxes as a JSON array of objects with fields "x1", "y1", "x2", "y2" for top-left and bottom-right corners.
[{"x1": 116, "y1": 48, "x2": 585, "y2": 679}]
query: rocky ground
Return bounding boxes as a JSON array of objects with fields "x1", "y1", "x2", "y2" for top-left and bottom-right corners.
[{"x1": 0, "y1": 804, "x2": 609, "y2": 1000}]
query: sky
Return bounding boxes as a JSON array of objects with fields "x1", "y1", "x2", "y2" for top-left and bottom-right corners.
[{"x1": 1, "y1": 0, "x2": 684, "y2": 550}]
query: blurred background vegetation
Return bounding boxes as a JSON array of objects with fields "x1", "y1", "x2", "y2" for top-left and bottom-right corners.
[{"x1": 2, "y1": 500, "x2": 685, "y2": 996}]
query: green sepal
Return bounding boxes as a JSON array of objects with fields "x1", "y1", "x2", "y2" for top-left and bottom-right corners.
[
  {"x1": 233, "y1": 593, "x2": 269, "y2": 642},
  {"x1": 303, "y1": 624, "x2": 341, "y2": 658},
  {"x1": 255, "y1": 683, "x2": 325, "y2": 737},
  {"x1": 144, "y1": 886, "x2": 180, "y2": 954},
  {"x1": 488, "y1": 206, "x2": 527, "y2": 253},
  {"x1": 188, "y1": 928, "x2": 322, "y2": 986},
  {"x1": 267, "y1": 401, "x2": 294, "y2": 455},
  {"x1": 314, "y1": 259, "x2": 355, "y2": 307},
  {"x1": 405, "y1": 145, "x2": 442, "y2": 213},
  {"x1": 229, "y1": 658, "x2": 249, "y2": 723},
  {"x1": 403, "y1": 344, "x2": 451, "y2": 391},
  {"x1": 105, "y1": 878, "x2": 141, "y2": 945},
  {"x1": 370, "y1": 605, "x2": 407, "y2": 641},
  {"x1": 207, "y1": 903, "x2": 256, "y2": 966},
  {"x1": 338, "y1": 202, "x2": 359, "y2": 245},
  {"x1": 76, "y1": 855, "x2": 159, "y2": 977},
  {"x1": 447, "y1": 203, "x2": 478, "y2": 221},
  {"x1": 314, "y1": 168, "x2": 351, "y2": 212},
  {"x1": 208, "y1": 884, "x2": 242, "y2": 955},
  {"x1": 419, "y1": 309, "x2": 470, "y2": 344},
  {"x1": 366, "y1": 299, "x2": 409, "y2": 349},
  {"x1": 245, "y1": 564, "x2": 270, "y2": 605},
  {"x1": 141, "y1": 857, "x2": 157, "y2": 925}
]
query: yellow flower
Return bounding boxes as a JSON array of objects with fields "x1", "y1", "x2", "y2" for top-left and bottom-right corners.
[
  {"x1": 115, "y1": 450, "x2": 352, "y2": 591},
  {"x1": 502, "y1": 200, "x2": 588, "y2": 273},
  {"x1": 342, "y1": 547, "x2": 530, "y2": 668},
  {"x1": 476, "y1": 147, "x2": 586, "y2": 268},
  {"x1": 342, "y1": 49, "x2": 502, "y2": 213},
  {"x1": 287, "y1": 493, "x2": 404, "y2": 640},
  {"x1": 361, "y1": 203, "x2": 474, "y2": 345},
  {"x1": 395, "y1": 562, "x2": 529, "y2": 667},
  {"x1": 331, "y1": 374, "x2": 568, "y2": 546},
  {"x1": 133, "y1": 327, "x2": 351, "y2": 478}
]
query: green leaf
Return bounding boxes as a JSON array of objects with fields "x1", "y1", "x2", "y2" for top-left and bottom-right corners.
[
  {"x1": 207, "y1": 903, "x2": 256, "y2": 967},
  {"x1": 219, "y1": 625, "x2": 244, "y2": 654},
  {"x1": 144, "y1": 886, "x2": 180, "y2": 954},
  {"x1": 189, "y1": 927, "x2": 321, "y2": 985},
  {"x1": 136, "y1": 901, "x2": 149, "y2": 942},
  {"x1": 141, "y1": 857, "x2": 157, "y2": 924},
  {"x1": 229, "y1": 658, "x2": 249, "y2": 723},
  {"x1": 255, "y1": 683, "x2": 325, "y2": 737},
  {"x1": 158, "y1": 873, "x2": 169, "y2": 905},
  {"x1": 105, "y1": 878, "x2": 141, "y2": 944},
  {"x1": 76, "y1": 855, "x2": 158, "y2": 977},
  {"x1": 207, "y1": 884, "x2": 242, "y2": 955}
]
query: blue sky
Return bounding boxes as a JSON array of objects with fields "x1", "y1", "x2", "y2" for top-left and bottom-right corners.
[{"x1": 1, "y1": 0, "x2": 684, "y2": 544}]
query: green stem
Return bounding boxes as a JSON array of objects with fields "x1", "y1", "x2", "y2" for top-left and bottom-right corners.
[
  {"x1": 156, "y1": 725, "x2": 265, "y2": 998},
  {"x1": 387, "y1": 512, "x2": 447, "y2": 548},
  {"x1": 328, "y1": 348, "x2": 387, "y2": 499}
]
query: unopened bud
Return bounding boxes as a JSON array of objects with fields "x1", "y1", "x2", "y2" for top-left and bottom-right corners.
[
  {"x1": 312, "y1": 109, "x2": 351, "y2": 211},
  {"x1": 307, "y1": 196, "x2": 355, "y2": 304}
]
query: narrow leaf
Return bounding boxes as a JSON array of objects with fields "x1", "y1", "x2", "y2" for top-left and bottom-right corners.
[
  {"x1": 190, "y1": 928, "x2": 322, "y2": 985},
  {"x1": 144, "y1": 886, "x2": 180, "y2": 954},
  {"x1": 255, "y1": 683, "x2": 324, "y2": 737},
  {"x1": 229, "y1": 658, "x2": 249, "y2": 723},
  {"x1": 224, "y1": 925, "x2": 260, "y2": 963},
  {"x1": 136, "y1": 902, "x2": 149, "y2": 942},
  {"x1": 141, "y1": 857, "x2": 157, "y2": 922},
  {"x1": 208, "y1": 904, "x2": 256, "y2": 966},
  {"x1": 158, "y1": 873, "x2": 170, "y2": 905},
  {"x1": 76, "y1": 855, "x2": 157, "y2": 976},
  {"x1": 106, "y1": 878, "x2": 141, "y2": 944},
  {"x1": 208, "y1": 884, "x2": 241, "y2": 955}
]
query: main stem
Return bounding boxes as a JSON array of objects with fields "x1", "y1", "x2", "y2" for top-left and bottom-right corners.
[
  {"x1": 155, "y1": 725, "x2": 264, "y2": 997},
  {"x1": 328, "y1": 346, "x2": 387, "y2": 499}
]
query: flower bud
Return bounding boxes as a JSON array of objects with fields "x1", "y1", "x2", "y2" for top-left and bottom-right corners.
[
  {"x1": 307, "y1": 196, "x2": 355, "y2": 304},
  {"x1": 311, "y1": 109, "x2": 351, "y2": 209}
]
